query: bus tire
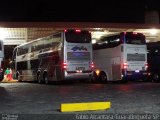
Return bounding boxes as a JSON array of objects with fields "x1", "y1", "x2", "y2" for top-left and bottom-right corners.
[
  {"x1": 153, "y1": 73, "x2": 160, "y2": 82},
  {"x1": 0, "y1": 72, "x2": 4, "y2": 81},
  {"x1": 37, "y1": 73, "x2": 42, "y2": 84},
  {"x1": 121, "y1": 79, "x2": 128, "y2": 83},
  {"x1": 92, "y1": 71, "x2": 98, "y2": 83},
  {"x1": 99, "y1": 72, "x2": 107, "y2": 83},
  {"x1": 43, "y1": 73, "x2": 49, "y2": 84},
  {"x1": 18, "y1": 76, "x2": 22, "y2": 82},
  {"x1": 0, "y1": 77, "x2": 3, "y2": 81},
  {"x1": 16, "y1": 71, "x2": 20, "y2": 80}
]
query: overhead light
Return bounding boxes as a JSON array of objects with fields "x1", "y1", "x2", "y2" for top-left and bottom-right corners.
[
  {"x1": 0, "y1": 28, "x2": 7, "y2": 40},
  {"x1": 91, "y1": 31, "x2": 109, "y2": 39},
  {"x1": 92, "y1": 39, "x2": 96, "y2": 44},
  {"x1": 146, "y1": 39, "x2": 150, "y2": 43},
  {"x1": 94, "y1": 28, "x2": 101, "y2": 30},
  {"x1": 149, "y1": 29, "x2": 158, "y2": 35}
]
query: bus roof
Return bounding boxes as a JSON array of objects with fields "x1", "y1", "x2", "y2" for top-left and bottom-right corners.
[{"x1": 15, "y1": 31, "x2": 61, "y2": 48}]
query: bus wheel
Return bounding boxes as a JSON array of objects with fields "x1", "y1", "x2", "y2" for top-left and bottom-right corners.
[
  {"x1": 99, "y1": 72, "x2": 107, "y2": 83},
  {"x1": 18, "y1": 76, "x2": 22, "y2": 82},
  {"x1": 0, "y1": 73, "x2": 4, "y2": 81},
  {"x1": 44, "y1": 73, "x2": 49, "y2": 84},
  {"x1": 153, "y1": 73, "x2": 160, "y2": 82},
  {"x1": 0, "y1": 77, "x2": 3, "y2": 81},
  {"x1": 121, "y1": 79, "x2": 128, "y2": 83},
  {"x1": 92, "y1": 72, "x2": 98, "y2": 83},
  {"x1": 16, "y1": 72, "x2": 19, "y2": 80},
  {"x1": 37, "y1": 74, "x2": 42, "y2": 84}
]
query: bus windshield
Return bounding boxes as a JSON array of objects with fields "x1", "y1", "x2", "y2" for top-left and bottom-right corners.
[
  {"x1": 65, "y1": 30, "x2": 91, "y2": 43},
  {"x1": 125, "y1": 33, "x2": 146, "y2": 45}
]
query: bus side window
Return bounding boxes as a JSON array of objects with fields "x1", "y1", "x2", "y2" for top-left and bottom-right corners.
[
  {"x1": 18, "y1": 47, "x2": 28, "y2": 56},
  {"x1": 17, "y1": 61, "x2": 27, "y2": 70},
  {"x1": 108, "y1": 35, "x2": 121, "y2": 48}
]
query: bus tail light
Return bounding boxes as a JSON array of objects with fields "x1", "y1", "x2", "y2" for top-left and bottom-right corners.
[
  {"x1": 75, "y1": 29, "x2": 81, "y2": 33},
  {"x1": 0, "y1": 61, "x2": 4, "y2": 72},
  {"x1": 123, "y1": 62, "x2": 128, "y2": 69},
  {"x1": 64, "y1": 29, "x2": 81, "y2": 33},
  {"x1": 133, "y1": 32, "x2": 137, "y2": 35},
  {"x1": 90, "y1": 62, "x2": 95, "y2": 69},
  {"x1": 63, "y1": 62, "x2": 67, "y2": 70},
  {"x1": 1, "y1": 61, "x2": 4, "y2": 69},
  {"x1": 145, "y1": 63, "x2": 148, "y2": 69}
]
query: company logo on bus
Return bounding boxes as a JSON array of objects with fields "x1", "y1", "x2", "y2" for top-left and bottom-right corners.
[
  {"x1": 71, "y1": 46, "x2": 88, "y2": 51},
  {"x1": 135, "y1": 48, "x2": 139, "y2": 52}
]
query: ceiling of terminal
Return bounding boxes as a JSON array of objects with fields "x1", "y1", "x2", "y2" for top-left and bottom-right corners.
[
  {"x1": 1, "y1": 22, "x2": 160, "y2": 45},
  {"x1": 0, "y1": 28, "x2": 57, "y2": 45},
  {"x1": 91, "y1": 28, "x2": 160, "y2": 43}
]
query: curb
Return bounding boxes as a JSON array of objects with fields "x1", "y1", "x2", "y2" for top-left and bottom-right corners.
[{"x1": 61, "y1": 101, "x2": 111, "y2": 112}]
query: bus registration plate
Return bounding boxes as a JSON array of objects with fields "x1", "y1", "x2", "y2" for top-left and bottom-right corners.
[{"x1": 76, "y1": 67, "x2": 85, "y2": 71}]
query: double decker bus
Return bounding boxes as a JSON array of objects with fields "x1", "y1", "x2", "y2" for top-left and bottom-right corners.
[
  {"x1": 0, "y1": 40, "x2": 4, "y2": 81},
  {"x1": 92, "y1": 32, "x2": 148, "y2": 82},
  {"x1": 12, "y1": 29, "x2": 94, "y2": 84}
]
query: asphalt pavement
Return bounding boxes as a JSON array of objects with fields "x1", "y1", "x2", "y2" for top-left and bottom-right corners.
[{"x1": 0, "y1": 81, "x2": 160, "y2": 120}]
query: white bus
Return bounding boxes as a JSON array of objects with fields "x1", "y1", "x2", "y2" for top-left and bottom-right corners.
[
  {"x1": 0, "y1": 40, "x2": 4, "y2": 81},
  {"x1": 92, "y1": 32, "x2": 148, "y2": 82},
  {"x1": 12, "y1": 29, "x2": 94, "y2": 83}
]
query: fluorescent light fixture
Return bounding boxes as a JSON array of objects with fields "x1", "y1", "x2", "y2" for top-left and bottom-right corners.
[
  {"x1": 92, "y1": 39, "x2": 96, "y2": 44},
  {"x1": 0, "y1": 28, "x2": 7, "y2": 40},
  {"x1": 146, "y1": 39, "x2": 150, "y2": 43},
  {"x1": 150, "y1": 29, "x2": 157, "y2": 35},
  {"x1": 91, "y1": 31, "x2": 108, "y2": 39}
]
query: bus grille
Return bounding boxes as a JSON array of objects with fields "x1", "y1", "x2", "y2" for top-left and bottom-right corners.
[{"x1": 127, "y1": 54, "x2": 145, "y2": 61}]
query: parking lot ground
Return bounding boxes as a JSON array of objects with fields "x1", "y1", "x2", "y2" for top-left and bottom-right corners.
[{"x1": 0, "y1": 81, "x2": 160, "y2": 120}]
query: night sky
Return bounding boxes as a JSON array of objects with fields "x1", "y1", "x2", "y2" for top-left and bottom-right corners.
[{"x1": 0, "y1": 0, "x2": 160, "y2": 23}]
